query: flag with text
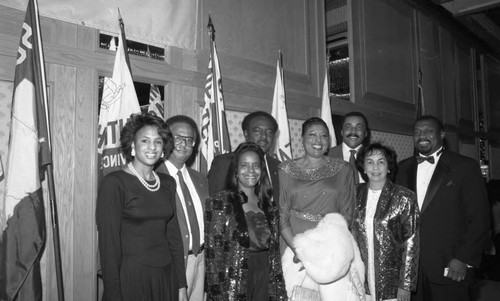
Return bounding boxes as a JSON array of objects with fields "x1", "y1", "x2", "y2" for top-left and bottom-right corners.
[
  {"x1": 1, "y1": 0, "x2": 50, "y2": 299},
  {"x1": 201, "y1": 40, "x2": 231, "y2": 170},
  {"x1": 97, "y1": 19, "x2": 140, "y2": 177}
]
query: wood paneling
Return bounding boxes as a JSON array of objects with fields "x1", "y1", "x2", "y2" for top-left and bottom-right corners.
[
  {"x1": 418, "y1": 12, "x2": 442, "y2": 117},
  {"x1": 73, "y1": 67, "x2": 98, "y2": 300},
  {"x1": 350, "y1": 0, "x2": 418, "y2": 116},
  {"x1": 455, "y1": 41, "x2": 475, "y2": 123},
  {"x1": 439, "y1": 27, "x2": 458, "y2": 126},
  {"x1": 483, "y1": 55, "x2": 500, "y2": 131},
  {"x1": 47, "y1": 64, "x2": 78, "y2": 301}
]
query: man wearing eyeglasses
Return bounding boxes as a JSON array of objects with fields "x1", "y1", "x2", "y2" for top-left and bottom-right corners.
[
  {"x1": 157, "y1": 115, "x2": 208, "y2": 301},
  {"x1": 208, "y1": 111, "x2": 280, "y2": 201}
]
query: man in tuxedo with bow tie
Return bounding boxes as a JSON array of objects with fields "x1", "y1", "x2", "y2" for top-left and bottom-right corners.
[{"x1": 396, "y1": 115, "x2": 490, "y2": 301}]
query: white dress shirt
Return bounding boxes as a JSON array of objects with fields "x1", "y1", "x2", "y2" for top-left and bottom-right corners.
[
  {"x1": 165, "y1": 160, "x2": 205, "y2": 248},
  {"x1": 342, "y1": 142, "x2": 365, "y2": 183},
  {"x1": 365, "y1": 188, "x2": 382, "y2": 300},
  {"x1": 416, "y1": 147, "x2": 443, "y2": 210}
]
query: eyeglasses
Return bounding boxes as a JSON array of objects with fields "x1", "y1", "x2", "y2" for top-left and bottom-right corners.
[
  {"x1": 173, "y1": 135, "x2": 196, "y2": 147},
  {"x1": 252, "y1": 128, "x2": 275, "y2": 137}
]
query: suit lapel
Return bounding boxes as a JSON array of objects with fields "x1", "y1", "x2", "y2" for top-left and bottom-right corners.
[
  {"x1": 374, "y1": 181, "x2": 394, "y2": 219},
  {"x1": 421, "y1": 152, "x2": 450, "y2": 213},
  {"x1": 406, "y1": 159, "x2": 418, "y2": 193},
  {"x1": 187, "y1": 169, "x2": 208, "y2": 212},
  {"x1": 163, "y1": 167, "x2": 189, "y2": 229},
  {"x1": 265, "y1": 154, "x2": 280, "y2": 188}
]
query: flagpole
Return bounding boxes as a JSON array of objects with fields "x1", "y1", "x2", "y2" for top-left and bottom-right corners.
[
  {"x1": 207, "y1": 15, "x2": 217, "y2": 130},
  {"x1": 33, "y1": 0, "x2": 65, "y2": 300},
  {"x1": 118, "y1": 8, "x2": 132, "y2": 76}
]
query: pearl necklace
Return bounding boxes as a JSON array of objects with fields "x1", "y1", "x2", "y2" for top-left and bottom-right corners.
[{"x1": 128, "y1": 163, "x2": 160, "y2": 192}]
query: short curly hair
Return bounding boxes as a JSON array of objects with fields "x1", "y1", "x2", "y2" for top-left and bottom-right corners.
[
  {"x1": 301, "y1": 117, "x2": 329, "y2": 136},
  {"x1": 241, "y1": 111, "x2": 278, "y2": 133},
  {"x1": 120, "y1": 112, "x2": 173, "y2": 163},
  {"x1": 356, "y1": 142, "x2": 398, "y2": 182}
]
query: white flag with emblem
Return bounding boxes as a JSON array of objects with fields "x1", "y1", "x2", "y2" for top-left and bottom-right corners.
[{"x1": 271, "y1": 53, "x2": 292, "y2": 161}]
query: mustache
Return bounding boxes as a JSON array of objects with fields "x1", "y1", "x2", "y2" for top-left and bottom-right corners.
[{"x1": 257, "y1": 139, "x2": 268, "y2": 144}]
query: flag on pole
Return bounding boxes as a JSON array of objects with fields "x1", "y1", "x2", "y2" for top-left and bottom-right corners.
[
  {"x1": 271, "y1": 52, "x2": 293, "y2": 162},
  {"x1": 97, "y1": 14, "x2": 140, "y2": 177},
  {"x1": 148, "y1": 84, "x2": 164, "y2": 118},
  {"x1": 320, "y1": 69, "x2": 337, "y2": 147},
  {"x1": 0, "y1": 156, "x2": 3, "y2": 182},
  {"x1": 0, "y1": 0, "x2": 50, "y2": 299},
  {"x1": 201, "y1": 20, "x2": 231, "y2": 170}
]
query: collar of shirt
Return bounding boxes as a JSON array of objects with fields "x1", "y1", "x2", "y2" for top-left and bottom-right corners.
[
  {"x1": 342, "y1": 142, "x2": 363, "y2": 161},
  {"x1": 418, "y1": 147, "x2": 443, "y2": 165},
  {"x1": 165, "y1": 159, "x2": 186, "y2": 177}
]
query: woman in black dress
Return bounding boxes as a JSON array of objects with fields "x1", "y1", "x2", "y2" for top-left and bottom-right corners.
[
  {"x1": 97, "y1": 112, "x2": 187, "y2": 301},
  {"x1": 205, "y1": 142, "x2": 287, "y2": 300}
]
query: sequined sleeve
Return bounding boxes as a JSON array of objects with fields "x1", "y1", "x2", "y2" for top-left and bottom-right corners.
[
  {"x1": 204, "y1": 193, "x2": 229, "y2": 297},
  {"x1": 397, "y1": 188, "x2": 420, "y2": 292}
]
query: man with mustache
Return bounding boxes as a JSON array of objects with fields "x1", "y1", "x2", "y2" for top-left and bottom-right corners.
[
  {"x1": 208, "y1": 111, "x2": 280, "y2": 201},
  {"x1": 396, "y1": 115, "x2": 490, "y2": 301},
  {"x1": 328, "y1": 111, "x2": 369, "y2": 184}
]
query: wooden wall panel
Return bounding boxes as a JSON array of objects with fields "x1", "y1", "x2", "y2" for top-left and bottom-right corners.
[
  {"x1": 351, "y1": 0, "x2": 417, "y2": 113},
  {"x1": 47, "y1": 64, "x2": 78, "y2": 301},
  {"x1": 73, "y1": 67, "x2": 98, "y2": 300},
  {"x1": 439, "y1": 27, "x2": 458, "y2": 126},
  {"x1": 483, "y1": 55, "x2": 500, "y2": 131},
  {"x1": 200, "y1": 0, "x2": 308, "y2": 74},
  {"x1": 418, "y1": 12, "x2": 442, "y2": 117},
  {"x1": 455, "y1": 41, "x2": 475, "y2": 123}
]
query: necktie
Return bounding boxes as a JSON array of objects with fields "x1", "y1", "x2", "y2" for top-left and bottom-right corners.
[
  {"x1": 416, "y1": 156, "x2": 435, "y2": 164},
  {"x1": 177, "y1": 170, "x2": 200, "y2": 255},
  {"x1": 349, "y1": 149, "x2": 359, "y2": 185}
]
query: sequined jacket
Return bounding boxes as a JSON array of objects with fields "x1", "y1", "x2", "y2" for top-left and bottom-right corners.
[
  {"x1": 351, "y1": 181, "x2": 420, "y2": 300},
  {"x1": 205, "y1": 190, "x2": 287, "y2": 301}
]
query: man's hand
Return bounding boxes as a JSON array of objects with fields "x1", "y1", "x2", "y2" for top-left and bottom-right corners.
[
  {"x1": 446, "y1": 258, "x2": 467, "y2": 282},
  {"x1": 397, "y1": 288, "x2": 410, "y2": 301}
]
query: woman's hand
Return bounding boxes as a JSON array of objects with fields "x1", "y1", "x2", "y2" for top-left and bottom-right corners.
[
  {"x1": 178, "y1": 287, "x2": 188, "y2": 301},
  {"x1": 397, "y1": 288, "x2": 410, "y2": 301}
]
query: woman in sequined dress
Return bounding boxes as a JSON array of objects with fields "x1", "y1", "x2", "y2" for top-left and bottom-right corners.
[
  {"x1": 351, "y1": 143, "x2": 419, "y2": 301},
  {"x1": 96, "y1": 113, "x2": 187, "y2": 301},
  {"x1": 204, "y1": 142, "x2": 286, "y2": 301},
  {"x1": 279, "y1": 117, "x2": 356, "y2": 295}
]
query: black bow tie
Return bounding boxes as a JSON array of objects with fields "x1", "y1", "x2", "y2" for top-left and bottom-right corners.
[{"x1": 416, "y1": 155, "x2": 435, "y2": 164}]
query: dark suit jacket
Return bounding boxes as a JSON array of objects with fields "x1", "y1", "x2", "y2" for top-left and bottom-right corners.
[
  {"x1": 396, "y1": 150, "x2": 490, "y2": 284},
  {"x1": 329, "y1": 144, "x2": 362, "y2": 183},
  {"x1": 157, "y1": 163, "x2": 209, "y2": 265},
  {"x1": 207, "y1": 152, "x2": 281, "y2": 201}
]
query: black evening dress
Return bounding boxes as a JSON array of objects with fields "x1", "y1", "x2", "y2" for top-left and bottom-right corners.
[
  {"x1": 245, "y1": 210, "x2": 271, "y2": 301},
  {"x1": 96, "y1": 170, "x2": 187, "y2": 301}
]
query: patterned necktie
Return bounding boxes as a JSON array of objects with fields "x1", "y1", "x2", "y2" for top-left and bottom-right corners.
[
  {"x1": 349, "y1": 149, "x2": 359, "y2": 184},
  {"x1": 177, "y1": 170, "x2": 200, "y2": 255},
  {"x1": 416, "y1": 155, "x2": 435, "y2": 164}
]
